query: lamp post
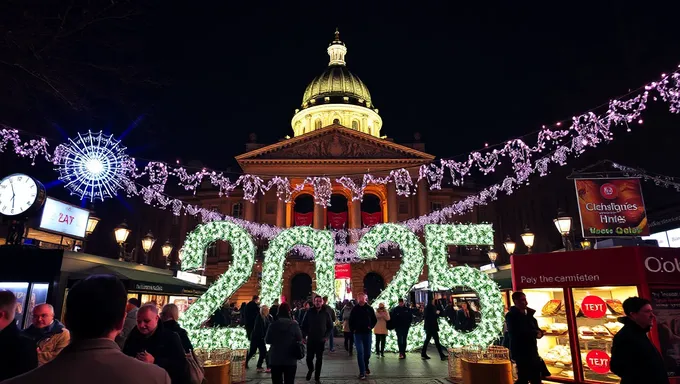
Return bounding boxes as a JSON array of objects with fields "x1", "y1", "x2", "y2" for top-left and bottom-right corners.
[
  {"x1": 114, "y1": 222, "x2": 131, "y2": 261},
  {"x1": 521, "y1": 226, "x2": 535, "y2": 254},
  {"x1": 580, "y1": 239, "x2": 592, "y2": 250},
  {"x1": 503, "y1": 235, "x2": 516, "y2": 256},
  {"x1": 162, "y1": 240, "x2": 173, "y2": 267},
  {"x1": 553, "y1": 210, "x2": 574, "y2": 251},
  {"x1": 487, "y1": 250, "x2": 498, "y2": 268},
  {"x1": 141, "y1": 231, "x2": 156, "y2": 265}
]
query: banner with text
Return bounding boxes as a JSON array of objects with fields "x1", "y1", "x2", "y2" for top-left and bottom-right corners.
[
  {"x1": 294, "y1": 212, "x2": 313, "y2": 227},
  {"x1": 574, "y1": 178, "x2": 649, "y2": 238}
]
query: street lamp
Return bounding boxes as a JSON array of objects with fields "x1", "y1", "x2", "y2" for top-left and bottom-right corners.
[
  {"x1": 521, "y1": 226, "x2": 535, "y2": 254},
  {"x1": 553, "y1": 210, "x2": 573, "y2": 251},
  {"x1": 86, "y1": 216, "x2": 100, "y2": 235},
  {"x1": 580, "y1": 239, "x2": 592, "y2": 250},
  {"x1": 114, "y1": 222, "x2": 131, "y2": 261},
  {"x1": 141, "y1": 231, "x2": 156, "y2": 265},
  {"x1": 503, "y1": 236, "x2": 516, "y2": 256},
  {"x1": 162, "y1": 240, "x2": 173, "y2": 266},
  {"x1": 487, "y1": 250, "x2": 498, "y2": 267}
]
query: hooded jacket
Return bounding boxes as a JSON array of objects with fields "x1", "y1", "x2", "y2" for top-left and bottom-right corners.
[
  {"x1": 22, "y1": 320, "x2": 70, "y2": 365},
  {"x1": 300, "y1": 306, "x2": 332, "y2": 342},
  {"x1": 610, "y1": 317, "x2": 670, "y2": 384}
]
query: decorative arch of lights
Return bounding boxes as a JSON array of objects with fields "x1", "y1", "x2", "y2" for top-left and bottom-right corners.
[{"x1": 55, "y1": 131, "x2": 131, "y2": 202}]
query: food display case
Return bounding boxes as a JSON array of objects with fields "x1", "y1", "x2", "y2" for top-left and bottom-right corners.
[{"x1": 512, "y1": 247, "x2": 680, "y2": 384}]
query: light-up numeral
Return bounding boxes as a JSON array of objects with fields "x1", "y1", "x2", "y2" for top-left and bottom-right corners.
[
  {"x1": 179, "y1": 221, "x2": 255, "y2": 350},
  {"x1": 260, "y1": 226, "x2": 335, "y2": 306},
  {"x1": 424, "y1": 224, "x2": 504, "y2": 347},
  {"x1": 357, "y1": 223, "x2": 426, "y2": 351}
]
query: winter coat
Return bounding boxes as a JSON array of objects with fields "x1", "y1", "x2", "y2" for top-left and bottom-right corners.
[
  {"x1": 2, "y1": 338, "x2": 169, "y2": 384},
  {"x1": 374, "y1": 308, "x2": 391, "y2": 335},
  {"x1": 115, "y1": 307, "x2": 138, "y2": 348},
  {"x1": 250, "y1": 314, "x2": 271, "y2": 342},
  {"x1": 22, "y1": 320, "x2": 70, "y2": 365},
  {"x1": 300, "y1": 307, "x2": 332, "y2": 342},
  {"x1": 423, "y1": 303, "x2": 440, "y2": 333},
  {"x1": 456, "y1": 309, "x2": 476, "y2": 332},
  {"x1": 390, "y1": 305, "x2": 412, "y2": 330},
  {"x1": 0, "y1": 321, "x2": 38, "y2": 381},
  {"x1": 122, "y1": 321, "x2": 188, "y2": 384},
  {"x1": 270, "y1": 304, "x2": 279, "y2": 321},
  {"x1": 349, "y1": 303, "x2": 377, "y2": 334},
  {"x1": 505, "y1": 306, "x2": 540, "y2": 360},
  {"x1": 244, "y1": 301, "x2": 260, "y2": 332},
  {"x1": 610, "y1": 317, "x2": 670, "y2": 384},
  {"x1": 445, "y1": 305, "x2": 458, "y2": 325},
  {"x1": 163, "y1": 319, "x2": 193, "y2": 353},
  {"x1": 341, "y1": 306, "x2": 352, "y2": 332},
  {"x1": 265, "y1": 317, "x2": 303, "y2": 367},
  {"x1": 324, "y1": 304, "x2": 337, "y2": 322}
]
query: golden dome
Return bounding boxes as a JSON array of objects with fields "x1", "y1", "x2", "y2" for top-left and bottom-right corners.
[{"x1": 300, "y1": 29, "x2": 374, "y2": 110}]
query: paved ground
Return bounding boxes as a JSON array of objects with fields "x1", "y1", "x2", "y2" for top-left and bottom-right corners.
[{"x1": 245, "y1": 345, "x2": 451, "y2": 384}]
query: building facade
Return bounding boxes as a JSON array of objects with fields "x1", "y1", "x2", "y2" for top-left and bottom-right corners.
[{"x1": 179, "y1": 31, "x2": 487, "y2": 304}]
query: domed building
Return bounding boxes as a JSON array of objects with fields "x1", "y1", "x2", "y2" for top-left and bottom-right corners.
[
  {"x1": 176, "y1": 30, "x2": 485, "y2": 305},
  {"x1": 291, "y1": 30, "x2": 382, "y2": 137}
]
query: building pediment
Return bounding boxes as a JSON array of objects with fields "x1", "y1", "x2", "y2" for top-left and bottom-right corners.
[{"x1": 236, "y1": 124, "x2": 434, "y2": 163}]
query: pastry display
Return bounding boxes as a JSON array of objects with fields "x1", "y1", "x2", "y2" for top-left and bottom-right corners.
[
  {"x1": 573, "y1": 300, "x2": 582, "y2": 317},
  {"x1": 604, "y1": 321, "x2": 623, "y2": 335},
  {"x1": 543, "y1": 345, "x2": 572, "y2": 365},
  {"x1": 541, "y1": 299, "x2": 562, "y2": 316},
  {"x1": 578, "y1": 326, "x2": 594, "y2": 336},
  {"x1": 548, "y1": 323, "x2": 568, "y2": 335},
  {"x1": 606, "y1": 299, "x2": 624, "y2": 315},
  {"x1": 592, "y1": 325, "x2": 610, "y2": 336}
]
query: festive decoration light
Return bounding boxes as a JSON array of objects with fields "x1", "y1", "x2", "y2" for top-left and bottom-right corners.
[
  {"x1": 580, "y1": 239, "x2": 592, "y2": 250},
  {"x1": 425, "y1": 224, "x2": 504, "y2": 348},
  {"x1": 260, "y1": 226, "x2": 335, "y2": 306},
  {"x1": 53, "y1": 131, "x2": 133, "y2": 201},
  {"x1": 179, "y1": 221, "x2": 255, "y2": 349}
]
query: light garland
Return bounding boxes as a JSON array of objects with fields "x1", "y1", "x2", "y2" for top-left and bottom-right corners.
[
  {"x1": 179, "y1": 221, "x2": 255, "y2": 349},
  {"x1": 425, "y1": 224, "x2": 504, "y2": 347},
  {"x1": 260, "y1": 226, "x2": 335, "y2": 306}
]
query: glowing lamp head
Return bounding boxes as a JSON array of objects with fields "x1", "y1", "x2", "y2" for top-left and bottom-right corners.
[
  {"x1": 553, "y1": 211, "x2": 572, "y2": 236},
  {"x1": 521, "y1": 227, "x2": 535, "y2": 248},
  {"x1": 85, "y1": 158, "x2": 104, "y2": 175},
  {"x1": 141, "y1": 231, "x2": 156, "y2": 253},
  {"x1": 503, "y1": 236, "x2": 516, "y2": 256},
  {"x1": 581, "y1": 239, "x2": 592, "y2": 250},
  {"x1": 161, "y1": 240, "x2": 173, "y2": 258},
  {"x1": 178, "y1": 247, "x2": 184, "y2": 261},
  {"x1": 86, "y1": 216, "x2": 100, "y2": 235},
  {"x1": 114, "y1": 222, "x2": 131, "y2": 244}
]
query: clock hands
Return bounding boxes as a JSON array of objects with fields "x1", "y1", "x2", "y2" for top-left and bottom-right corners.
[{"x1": 9, "y1": 179, "x2": 15, "y2": 209}]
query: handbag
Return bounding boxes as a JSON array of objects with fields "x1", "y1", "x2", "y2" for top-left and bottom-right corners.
[
  {"x1": 186, "y1": 350, "x2": 205, "y2": 384},
  {"x1": 292, "y1": 341, "x2": 306, "y2": 360}
]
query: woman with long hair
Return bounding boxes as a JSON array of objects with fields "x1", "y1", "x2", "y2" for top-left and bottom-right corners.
[
  {"x1": 341, "y1": 300, "x2": 354, "y2": 355},
  {"x1": 247, "y1": 305, "x2": 271, "y2": 372},
  {"x1": 374, "y1": 302, "x2": 390, "y2": 357},
  {"x1": 265, "y1": 303, "x2": 302, "y2": 384}
]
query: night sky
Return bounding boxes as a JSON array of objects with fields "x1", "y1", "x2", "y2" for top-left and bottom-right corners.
[{"x1": 3, "y1": 2, "x2": 680, "y2": 234}]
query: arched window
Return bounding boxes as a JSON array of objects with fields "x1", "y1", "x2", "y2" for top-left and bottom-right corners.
[
  {"x1": 333, "y1": 118, "x2": 340, "y2": 124},
  {"x1": 351, "y1": 120, "x2": 359, "y2": 130},
  {"x1": 232, "y1": 202, "x2": 243, "y2": 218},
  {"x1": 314, "y1": 119, "x2": 322, "y2": 129}
]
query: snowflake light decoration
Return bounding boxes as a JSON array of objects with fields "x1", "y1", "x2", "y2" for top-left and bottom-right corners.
[{"x1": 55, "y1": 131, "x2": 131, "y2": 201}]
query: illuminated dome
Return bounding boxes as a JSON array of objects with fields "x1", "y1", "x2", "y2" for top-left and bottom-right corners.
[{"x1": 292, "y1": 29, "x2": 382, "y2": 138}]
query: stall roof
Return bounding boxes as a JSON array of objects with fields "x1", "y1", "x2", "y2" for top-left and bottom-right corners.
[
  {"x1": 485, "y1": 264, "x2": 512, "y2": 290},
  {"x1": 61, "y1": 251, "x2": 207, "y2": 295}
]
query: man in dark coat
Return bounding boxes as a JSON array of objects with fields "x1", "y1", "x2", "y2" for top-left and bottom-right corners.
[
  {"x1": 160, "y1": 303, "x2": 193, "y2": 353},
  {"x1": 297, "y1": 301, "x2": 310, "y2": 324},
  {"x1": 349, "y1": 292, "x2": 377, "y2": 380},
  {"x1": 455, "y1": 301, "x2": 476, "y2": 332},
  {"x1": 245, "y1": 295, "x2": 260, "y2": 340},
  {"x1": 123, "y1": 304, "x2": 188, "y2": 383},
  {"x1": 301, "y1": 296, "x2": 332, "y2": 382},
  {"x1": 611, "y1": 296, "x2": 670, "y2": 384},
  {"x1": 421, "y1": 296, "x2": 446, "y2": 361},
  {"x1": 505, "y1": 291, "x2": 547, "y2": 384},
  {"x1": 390, "y1": 298, "x2": 412, "y2": 359},
  {"x1": 270, "y1": 299, "x2": 279, "y2": 322},
  {"x1": 0, "y1": 291, "x2": 38, "y2": 381}
]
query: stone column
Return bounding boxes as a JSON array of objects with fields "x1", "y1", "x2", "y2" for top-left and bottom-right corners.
[
  {"x1": 350, "y1": 198, "x2": 362, "y2": 229},
  {"x1": 387, "y1": 182, "x2": 398, "y2": 222},
  {"x1": 313, "y1": 203, "x2": 325, "y2": 230},
  {"x1": 276, "y1": 198, "x2": 285, "y2": 227},
  {"x1": 417, "y1": 178, "x2": 429, "y2": 216},
  {"x1": 244, "y1": 200, "x2": 256, "y2": 222}
]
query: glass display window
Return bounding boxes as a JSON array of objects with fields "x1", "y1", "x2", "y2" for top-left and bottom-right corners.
[
  {"x1": 523, "y1": 288, "x2": 575, "y2": 380},
  {"x1": 572, "y1": 286, "x2": 638, "y2": 383},
  {"x1": 24, "y1": 283, "x2": 49, "y2": 329},
  {"x1": 140, "y1": 294, "x2": 168, "y2": 311},
  {"x1": 0, "y1": 282, "x2": 29, "y2": 328}
]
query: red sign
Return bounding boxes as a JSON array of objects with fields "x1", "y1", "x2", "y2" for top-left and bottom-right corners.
[
  {"x1": 327, "y1": 211, "x2": 347, "y2": 230},
  {"x1": 362, "y1": 211, "x2": 382, "y2": 227},
  {"x1": 585, "y1": 350, "x2": 611, "y2": 374},
  {"x1": 294, "y1": 212, "x2": 313, "y2": 226},
  {"x1": 335, "y1": 264, "x2": 351, "y2": 279},
  {"x1": 581, "y1": 296, "x2": 607, "y2": 318},
  {"x1": 574, "y1": 178, "x2": 649, "y2": 238}
]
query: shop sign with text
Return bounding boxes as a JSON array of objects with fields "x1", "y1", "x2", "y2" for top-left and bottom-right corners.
[{"x1": 574, "y1": 178, "x2": 649, "y2": 238}]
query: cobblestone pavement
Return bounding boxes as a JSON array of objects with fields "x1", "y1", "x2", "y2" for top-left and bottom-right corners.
[{"x1": 245, "y1": 345, "x2": 451, "y2": 384}]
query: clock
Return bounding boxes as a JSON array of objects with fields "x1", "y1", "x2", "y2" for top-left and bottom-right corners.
[{"x1": 0, "y1": 173, "x2": 46, "y2": 217}]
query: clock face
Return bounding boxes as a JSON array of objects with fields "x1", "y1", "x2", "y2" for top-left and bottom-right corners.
[{"x1": 0, "y1": 174, "x2": 39, "y2": 216}]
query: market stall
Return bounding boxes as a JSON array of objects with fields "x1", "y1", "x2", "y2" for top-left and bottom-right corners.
[{"x1": 511, "y1": 247, "x2": 680, "y2": 384}]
